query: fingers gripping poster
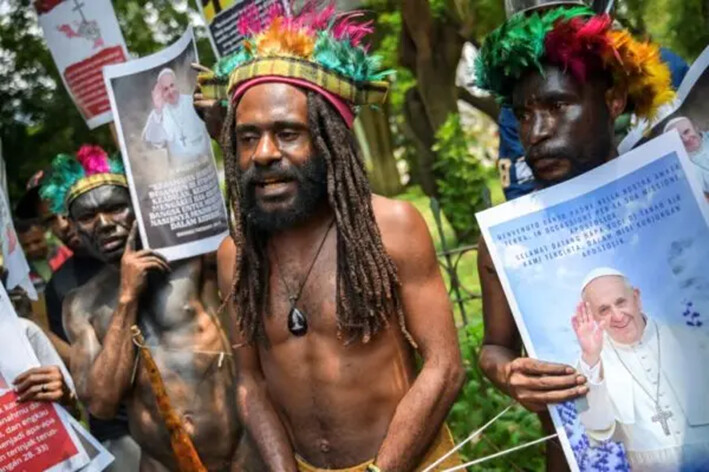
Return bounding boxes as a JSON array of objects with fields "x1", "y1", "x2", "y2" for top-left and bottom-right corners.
[
  {"x1": 104, "y1": 28, "x2": 228, "y2": 261},
  {"x1": 477, "y1": 133, "x2": 709, "y2": 472}
]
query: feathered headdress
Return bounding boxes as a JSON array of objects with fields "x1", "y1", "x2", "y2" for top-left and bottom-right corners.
[
  {"x1": 474, "y1": 7, "x2": 674, "y2": 119},
  {"x1": 197, "y1": 1, "x2": 390, "y2": 127},
  {"x1": 41, "y1": 145, "x2": 127, "y2": 215}
]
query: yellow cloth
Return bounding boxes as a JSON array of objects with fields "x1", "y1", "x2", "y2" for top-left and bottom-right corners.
[{"x1": 295, "y1": 425, "x2": 461, "y2": 472}]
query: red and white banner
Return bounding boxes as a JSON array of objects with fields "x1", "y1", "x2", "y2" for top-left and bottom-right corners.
[{"x1": 34, "y1": 0, "x2": 129, "y2": 129}]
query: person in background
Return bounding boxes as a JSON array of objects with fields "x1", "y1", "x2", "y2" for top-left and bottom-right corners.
[
  {"x1": 494, "y1": 0, "x2": 690, "y2": 202},
  {"x1": 474, "y1": 5, "x2": 675, "y2": 470}
]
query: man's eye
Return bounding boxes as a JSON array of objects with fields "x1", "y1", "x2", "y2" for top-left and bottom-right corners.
[
  {"x1": 239, "y1": 134, "x2": 259, "y2": 145},
  {"x1": 77, "y1": 214, "x2": 93, "y2": 223},
  {"x1": 551, "y1": 101, "x2": 568, "y2": 110},
  {"x1": 278, "y1": 130, "x2": 299, "y2": 141}
]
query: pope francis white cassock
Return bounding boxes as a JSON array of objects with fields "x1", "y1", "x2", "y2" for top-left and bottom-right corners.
[
  {"x1": 572, "y1": 268, "x2": 709, "y2": 471},
  {"x1": 142, "y1": 68, "x2": 210, "y2": 166}
]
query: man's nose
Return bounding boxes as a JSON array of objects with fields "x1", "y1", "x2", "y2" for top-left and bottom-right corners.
[
  {"x1": 96, "y1": 212, "x2": 113, "y2": 229},
  {"x1": 610, "y1": 307, "x2": 625, "y2": 322},
  {"x1": 252, "y1": 133, "x2": 282, "y2": 167},
  {"x1": 527, "y1": 111, "x2": 553, "y2": 146}
]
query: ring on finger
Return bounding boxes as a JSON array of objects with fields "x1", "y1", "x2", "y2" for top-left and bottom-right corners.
[{"x1": 41, "y1": 384, "x2": 48, "y2": 393}]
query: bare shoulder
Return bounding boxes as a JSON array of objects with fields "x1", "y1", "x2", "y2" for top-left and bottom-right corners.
[
  {"x1": 216, "y1": 235, "x2": 237, "y2": 294},
  {"x1": 371, "y1": 194, "x2": 433, "y2": 263}
]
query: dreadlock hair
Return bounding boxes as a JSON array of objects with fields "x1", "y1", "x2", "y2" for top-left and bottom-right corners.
[{"x1": 221, "y1": 90, "x2": 415, "y2": 347}]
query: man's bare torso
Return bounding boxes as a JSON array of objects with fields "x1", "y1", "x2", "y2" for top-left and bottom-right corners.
[
  {"x1": 69, "y1": 257, "x2": 242, "y2": 471},
  {"x1": 255, "y1": 197, "x2": 419, "y2": 468}
]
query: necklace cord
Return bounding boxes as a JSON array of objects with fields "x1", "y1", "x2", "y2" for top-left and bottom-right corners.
[{"x1": 273, "y1": 218, "x2": 336, "y2": 305}]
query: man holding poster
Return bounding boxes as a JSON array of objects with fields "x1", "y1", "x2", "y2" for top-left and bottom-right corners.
[
  {"x1": 572, "y1": 268, "x2": 709, "y2": 469},
  {"x1": 472, "y1": 5, "x2": 676, "y2": 469},
  {"x1": 40, "y1": 146, "x2": 257, "y2": 470}
]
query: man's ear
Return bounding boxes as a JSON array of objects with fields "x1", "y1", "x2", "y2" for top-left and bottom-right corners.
[{"x1": 606, "y1": 85, "x2": 628, "y2": 120}]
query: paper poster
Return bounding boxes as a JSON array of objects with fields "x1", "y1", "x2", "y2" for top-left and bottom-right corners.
[
  {"x1": 619, "y1": 46, "x2": 709, "y2": 204},
  {"x1": 0, "y1": 285, "x2": 99, "y2": 471},
  {"x1": 476, "y1": 132, "x2": 709, "y2": 471},
  {"x1": 104, "y1": 28, "x2": 228, "y2": 261},
  {"x1": 0, "y1": 189, "x2": 37, "y2": 300},
  {"x1": 34, "y1": 0, "x2": 129, "y2": 129},
  {"x1": 196, "y1": 0, "x2": 289, "y2": 58}
]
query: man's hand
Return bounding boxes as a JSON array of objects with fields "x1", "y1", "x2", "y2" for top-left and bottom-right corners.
[
  {"x1": 119, "y1": 223, "x2": 170, "y2": 302},
  {"x1": 13, "y1": 366, "x2": 72, "y2": 406},
  {"x1": 572, "y1": 301, "x2": 606, "y2": 367},
  {"x1": 152, "y1": 82, "x2": 165, "y2": 113},
  {"x1": 505, "y1": 358, "x2": 588, "y2": 412}
]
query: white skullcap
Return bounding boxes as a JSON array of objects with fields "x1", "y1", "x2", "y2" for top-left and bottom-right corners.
[
  {"x1": 157, "y1": 68, "x2": 176, "y2": 81},
  {"x1": 580, "y1": 267, "x2": 626, "y2": 293},
  {"x1": 664, "y1": 116, "x2": 692, "y2": 134}
]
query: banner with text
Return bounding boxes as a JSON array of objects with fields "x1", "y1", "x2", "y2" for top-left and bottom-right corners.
[
  {"x1": 104, "y1": 28, "x2": 228, "y2": 261},
  {"x1": 196, "y1": 0, "x2": 289, "y2": 58},
  {"x1": 477, "y1": 133, "x2": 709, "y2": 471},
  {"x1": 34, "y1": 0, "x2": 129, "y2": 129},
  {"x1": 0, "y1": 284, "x2": 109, "y2": 471}
]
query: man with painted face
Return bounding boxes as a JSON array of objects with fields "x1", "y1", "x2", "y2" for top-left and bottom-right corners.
[
  {"x1": 41, "y1": 145, "x2": 256, "y2": 471},
  {"x1": 201, "y1": 4, "x2": 463, "y2": 471},
  {"x1": 473, "y1": 5, "x2": 675, "y2": 469},
  {"x1": 572, "y1": 268, "x2": 709, "y2": 470}
]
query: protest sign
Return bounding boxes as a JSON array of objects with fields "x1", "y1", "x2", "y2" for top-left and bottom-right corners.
[
  {"x1": 0, "y1": 189, "x2": 37, "y2": 300},
  {"x1": 34, "y1": 0, "x2": 129, "y2": 129},
  {"x1": 0, "y1": 284, "x2": 103, "y2": 471},
  {"x1": 196, "y1": 0, "x2": 289, "y2": 58},
  {"x1": 619, "y1": 46, "x2": 709, "y2": 203},
  {"x1": 104, "y1": 28, "x2": 228, "y2": 261},
  {"x1": 477, "y1": 132, "x2": 709, "y2": 471}
]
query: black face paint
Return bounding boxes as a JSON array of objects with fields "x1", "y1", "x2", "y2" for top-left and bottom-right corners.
[
  {"x1": 69, "y1": 185, "x2": 134, "y2": 263},
  {"x1": 512, "y1": 65, "x2": 616, "y2": 187}
]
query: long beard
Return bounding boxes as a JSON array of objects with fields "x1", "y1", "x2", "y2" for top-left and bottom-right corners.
[{"x1": 239, "y1": 155, "x2": 328, "y2": 232}]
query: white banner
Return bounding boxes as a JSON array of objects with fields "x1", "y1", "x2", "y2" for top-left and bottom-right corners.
[
  {"x1": 34, "y1": 0, "x2": 129, "y2": 129},
  {"x1": 104, "y1": 28, "x2": 228, "y2": 261},
  {"x1": 0, "y1": 190, "x2": 37, "y2": 300},
  {"x1": 477, "y1": 132, "x2": 709, "y2": 471},
  {"x1": 0, "y1": 284, "x2": 112, "y2": 471}
]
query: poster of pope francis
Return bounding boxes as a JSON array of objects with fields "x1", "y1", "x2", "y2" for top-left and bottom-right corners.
[{"x1": 476, "y1": 133, "x2": 709, "y2": 472}]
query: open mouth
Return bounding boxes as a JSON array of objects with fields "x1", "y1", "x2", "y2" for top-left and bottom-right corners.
[
  {"x1": 100, "y1": 235, "x2": 125, "y2": 252},
  {"x1": 255, "y1": 177, "x2": 295, "y2": 196}
]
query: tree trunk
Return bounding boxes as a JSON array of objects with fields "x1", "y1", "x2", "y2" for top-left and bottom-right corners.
[{"x1": 354, "y1": 106, "x2": 403, "y2": 196}]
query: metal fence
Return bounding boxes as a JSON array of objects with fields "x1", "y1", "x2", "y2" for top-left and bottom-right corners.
[{"x1": 429, "y1": 199, "x2": 481, "y2": 326}]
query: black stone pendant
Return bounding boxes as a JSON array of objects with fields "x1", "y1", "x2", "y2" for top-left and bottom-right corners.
[{"x1": 288, "y1": 306, "x2": 308, "y2": 336}]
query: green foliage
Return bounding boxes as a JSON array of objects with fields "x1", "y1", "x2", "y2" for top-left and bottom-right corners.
[
  {"x1": 448, "y1": 324, "x2": 545, "y2": 470},
  {"x1": 432, "y1": 114, "x2": 490, "y2": 243},
  {"x1": 0, "y1": 0, "x2": 215, "y2": 203}
]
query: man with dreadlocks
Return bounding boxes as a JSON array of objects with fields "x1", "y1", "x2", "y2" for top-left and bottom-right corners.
[
  {"x1": 473, "y1": 4, "x2": 675, "y2": 470},
  {"x1": 198, "y1": 3, "x2": 464, "y2": 471},
  {"x1": 41, "y1": 145, "x2": 258, "y2": 471}
]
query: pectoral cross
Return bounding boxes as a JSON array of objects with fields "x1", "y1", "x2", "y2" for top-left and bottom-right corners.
[{"x1": 652, "y1": 403, "x2": 673, "y2": 436}]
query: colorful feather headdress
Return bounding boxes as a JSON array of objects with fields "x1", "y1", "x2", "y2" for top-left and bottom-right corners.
[
  {"x1": 41, "y1": 145, "x2": 127, "y2": 215},
  {"x1": 197, "y1": 1, "x2": 390, "y2": 126},
  {"x1": 474, "y1": 7, "x2": 675, "y2": 119}
]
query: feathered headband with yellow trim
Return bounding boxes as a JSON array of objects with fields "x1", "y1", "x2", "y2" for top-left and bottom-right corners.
[
  {"x1": 41, "y1": 145, "x2": 127, "y2": 215},
  {"x1": 197, "y1": 2, "x2": 391, "y2": 114},
  {"x1": 474, "y1": 7, "x2": 674, "y2": 119}
]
